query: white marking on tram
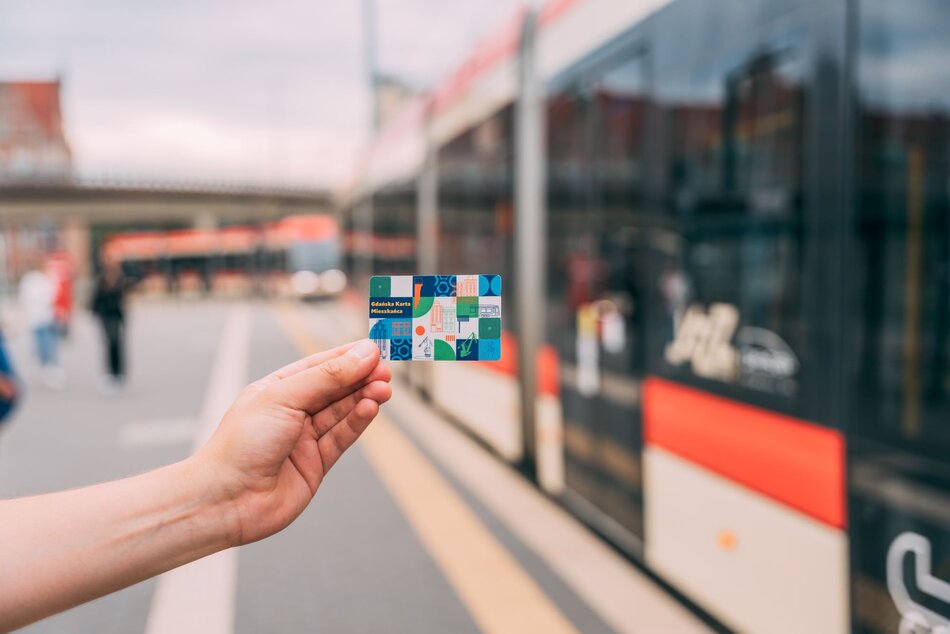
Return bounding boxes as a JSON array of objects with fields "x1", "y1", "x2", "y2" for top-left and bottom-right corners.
[{"x1": 144, "y1": 306, "x2": 249, "y2": 634}]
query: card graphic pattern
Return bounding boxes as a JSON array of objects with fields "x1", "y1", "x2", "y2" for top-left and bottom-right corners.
[{"x1": 369, "y1": 275, "x2": 502, "y2": 361}]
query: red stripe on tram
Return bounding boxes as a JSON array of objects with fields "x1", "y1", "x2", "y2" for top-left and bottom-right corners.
[{"x1": 643, "y1": 377, "x2": 846, "y2": 529}]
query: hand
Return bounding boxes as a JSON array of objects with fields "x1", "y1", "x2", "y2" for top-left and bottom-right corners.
[{"x1": 194, "y1": 339, "x2": 391, "y2": 546}]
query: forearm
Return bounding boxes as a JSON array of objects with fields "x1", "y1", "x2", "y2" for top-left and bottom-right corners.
[{"x1": 0, "y1": 458, "x2": 237, "y2": 632}]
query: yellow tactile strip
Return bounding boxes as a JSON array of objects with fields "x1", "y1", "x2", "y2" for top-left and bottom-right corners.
[
  {"x1": 273, "y1": 304, "x2": 577, "y2": 634},
  {"x1": 361, "y1": 419, "x2": 577, "y2": 634}
]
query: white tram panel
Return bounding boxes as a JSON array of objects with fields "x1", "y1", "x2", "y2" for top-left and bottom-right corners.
[
  {"x1": 428, "y1": 9, "x2": 525, "y2": 150},
  {"x1": 644, "y1": 447, "x2": 849, "y2": 634},
  {"x1": 361, "y1": 96, "x2": 428, "y2": 199},
  {"x1": 431, "y1": 363, "x2": 522, "y2": 462},
  {"x1": 334, "y1": 96, "x2": 427, "y2": 221},
  {"x1": 423, "y1": 8, "x2": 524, "y2": 461},
  {"x1": 536, "y1": 0, "x2": 671, "y2": 83}
]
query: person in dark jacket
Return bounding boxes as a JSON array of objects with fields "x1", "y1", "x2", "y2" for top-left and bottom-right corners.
[{"x1": 91, "y1": 259, "x2": 129, "y2": 393}]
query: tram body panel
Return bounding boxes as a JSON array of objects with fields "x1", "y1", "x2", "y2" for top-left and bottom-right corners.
[
  {"x1": 536, "y1": 0, "x2": 670, "y2": 84},
  {"x1": 427, "y1": 332, "x2": 565, "y2": 489},
  {"x1": 430, "y1": 360, "x2": 522, "y2": 462},
  {"x1": 428, "y1": 8, "x2": 524, "y2": 152},
  {"x1": 645, "y1": 446, "x2": 849, "y2": 634}
]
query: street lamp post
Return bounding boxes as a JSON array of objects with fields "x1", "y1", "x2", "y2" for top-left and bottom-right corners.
[{"x1": 357, "y1": 0, "x2": 379, "y2": 290}]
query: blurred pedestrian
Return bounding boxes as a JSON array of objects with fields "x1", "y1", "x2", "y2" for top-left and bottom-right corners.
[
  {"x1": 18, "y1": 257, "x2": 63, "y2": 389},
  {"x1": 0, "y1": 327, "x2": 20, "y2": 432},
  {"x1": 91, "y1": 258, "x2": 129, "y2": 394},
  {"x1": 47, "y1": 252, "x2": 74, "y2": 338}
]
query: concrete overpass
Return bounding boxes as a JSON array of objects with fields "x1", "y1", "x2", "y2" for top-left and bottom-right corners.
[
  {"x1": 0, "y1": 178, "x2": 335, "y2": 284},
  {"x1": 0, "y1": 178, "x2": 332, "y2": 226}
]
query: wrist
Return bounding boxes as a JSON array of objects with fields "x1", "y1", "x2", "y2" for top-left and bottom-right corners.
[{"x1": 176, "y1": 455, "x2": 244, "y2": 550}]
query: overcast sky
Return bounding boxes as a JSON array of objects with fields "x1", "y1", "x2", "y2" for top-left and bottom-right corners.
[{"x1": 0, "y1": 0, "x2": 526, "y2": 187}]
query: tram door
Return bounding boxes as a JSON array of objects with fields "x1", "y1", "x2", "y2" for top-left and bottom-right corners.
[
  {"x1": 546, "y1": 43, "x2": 651, "y2": 550},
  {"x1": 850, "y1": 2, "x2": 950, "y2": 632}
]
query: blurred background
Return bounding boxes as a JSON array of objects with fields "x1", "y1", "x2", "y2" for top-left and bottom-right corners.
[{"x1": 0, "y1": 1, "x2": 948, "y2": 633}]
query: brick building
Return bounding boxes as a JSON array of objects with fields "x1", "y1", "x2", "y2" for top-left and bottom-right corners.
[{"x1": 0, "y1": 80, "x2": 72, "y2": 182}]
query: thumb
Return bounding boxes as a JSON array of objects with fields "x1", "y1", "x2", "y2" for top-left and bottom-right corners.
[{"x1": 272, "y1": 339, "x2": 381, "y2": 414}]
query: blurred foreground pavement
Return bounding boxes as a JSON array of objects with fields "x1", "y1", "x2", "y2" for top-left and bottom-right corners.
[{"x1": 0, "y1": 299, "x2": 710, "y2": 634}]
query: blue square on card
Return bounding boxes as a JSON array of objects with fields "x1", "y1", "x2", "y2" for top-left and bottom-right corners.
[
  {"x1": 479, "y1": 274, "x2": 501, "y2": 296},
  {"x1": 478, "y1": 338, "x2": 501, "y2": 361},
  {"x1": 433, "y1": 275, "x2": 457, "y2": 297},
  {"x1": 390, "y1": 338, "x2": 412, "y2": 360}
]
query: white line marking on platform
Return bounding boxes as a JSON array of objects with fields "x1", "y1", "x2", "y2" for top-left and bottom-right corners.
[
  {"x1": 144, "y1": 305, "x2": 250, "y2": 634},
  {"x1": 118, "y1": 418, "x2": 198, "y2": 448}
]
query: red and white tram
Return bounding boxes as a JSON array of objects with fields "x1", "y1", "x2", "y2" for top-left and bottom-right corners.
[{"x1": 340, "y1": 1, "x2": 950, "y2": 632}]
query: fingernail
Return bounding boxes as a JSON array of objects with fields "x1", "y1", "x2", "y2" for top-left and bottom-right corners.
[{"x1": 350, "y1": 339, "x2": 378, "y2": 360}]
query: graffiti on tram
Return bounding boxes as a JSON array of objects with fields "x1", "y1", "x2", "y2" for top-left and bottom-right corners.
[{"x1": 663, "y1": 302, "x2": 800, "y2": 397}]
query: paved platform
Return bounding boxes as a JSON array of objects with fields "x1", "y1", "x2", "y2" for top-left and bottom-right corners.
[{"x1": 0, "y1": 299, "x2": 712, "y2": 634}]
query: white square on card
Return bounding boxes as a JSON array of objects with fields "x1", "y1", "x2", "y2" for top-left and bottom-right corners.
[{"x1": 390, "y1": 275, "x2": 412, "y2": 297}]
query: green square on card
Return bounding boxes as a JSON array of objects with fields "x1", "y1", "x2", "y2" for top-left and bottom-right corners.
[
  {"x1": 369, "y1": 276, "x2": 391, "y2": 298},
  {"x1": 479, "y1": 317, "x2": 501, "y2": 339},
  {"x1": 457, "y1": 296, "x2": 479, "y2": 318}
]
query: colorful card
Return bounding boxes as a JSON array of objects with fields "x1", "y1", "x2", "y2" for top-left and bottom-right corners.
[{"x1": 368, "y1": 275, "x2": 502, "y2": 361}]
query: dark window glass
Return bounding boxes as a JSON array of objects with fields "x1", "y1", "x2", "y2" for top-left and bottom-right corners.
[
  {"x1": 437, "y1": 107, "x2": 516, "y2": 330},
  {"x1": 854, "y1": 0, "x2": 950, "y2": 453},
  {"x1": 343, "y1": 198, "x2": 375, "y2": 293},
  {"x1": 371, "y1": 186, "x2": 418, "y2": 277},
  {"x1": 343, "y1": 185, "x2": 417, "y2": 294},
  {"x1": 341, "y1": 203, "x2": 357, "y2": 281},
  {"x1": 852, "y1": 3, "x2": 950, "y2": 632},
  {"x1": 655, "y1": 45, "x2": 807, "y2": 406},
  {"x1": 546, "y1": 49, "x2": 650, "y2": 545}
]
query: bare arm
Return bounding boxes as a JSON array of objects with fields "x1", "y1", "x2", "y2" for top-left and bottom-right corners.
[
  {"x1": 0, "y1": 460, "x2": 233, "y2": 630},
  {"x1": 0, "y1": 339, "x2": 390, "y2": 632}
]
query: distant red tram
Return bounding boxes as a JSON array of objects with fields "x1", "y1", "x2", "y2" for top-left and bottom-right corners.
[{"x1": 103, "y1": 215, "x2": 345, "y2": 298}]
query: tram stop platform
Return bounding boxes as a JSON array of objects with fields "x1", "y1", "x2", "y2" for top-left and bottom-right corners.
[{"x1": 0, "y1": 298, "x2": 712, "y2": 634}]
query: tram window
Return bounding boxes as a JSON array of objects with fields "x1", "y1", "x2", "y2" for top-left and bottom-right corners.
[
  {"x1": 546, "y1": 48, "x2": 650, "y2": 540},
  {"x1": 371, "y1": 186, "x2": 417, "y2": 276},
  {"x1": 657, "y1": 46, "x2": 806, "y2": 403},
  {"x1": 593, "y1": 52, "x2": 650, "y2": 249},
  {"x1": 855, "y1": 0, "x2": 950, "y2": 453},
  {"x1": 547, "y1": 52, "x2": 649, "y2": 339},
  {"x1": 437, "y1": 107, "x2": 515, "y2": 329}
]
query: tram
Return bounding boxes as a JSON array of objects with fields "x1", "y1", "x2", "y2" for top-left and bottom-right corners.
[
  {"x1": 102, "y1": 215, "x2": 345, "y2": 298},
  {"x1": 338, "y1": 0, "x2": 950, "y2": 632}
]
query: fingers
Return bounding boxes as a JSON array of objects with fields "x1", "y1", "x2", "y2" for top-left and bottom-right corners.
[
  {"x1": 272, "y1": 339, "x2": 381, "y2": 414},
  {"x1": 318, "y1": 398, "x2": 379, "y2": 473},
  {"x1": 259, "y1": 341, "x2": 358, "y2": 386},
  {"x1": 364, "y1": 361, "x2": 392, "y2": 386},
  {"x1": 257, "y1": 341, "x2": 390, "y2": 394},
  {"x1": 312, "y1": 380, "x2": 391, "y2": 436}
]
